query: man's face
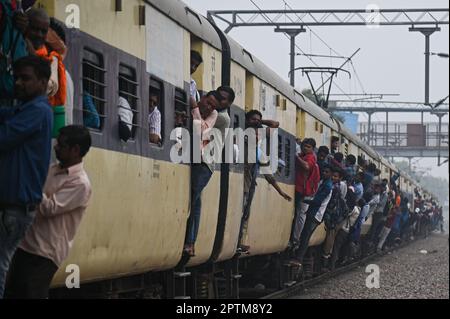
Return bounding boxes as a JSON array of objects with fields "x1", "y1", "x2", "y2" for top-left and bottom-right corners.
[
  {"x1": 332, "y1": 172, "x2": 341, "y2": 184},
  {"x1": 218, "y1": 90, "x2": 231, "y2": 111},
  {"x1": 26, "y1": 16, "x2": 49, "y2": 50},
  {"x1": 323, "y1": 168, "x2": 332, "y2": 180},
  {"x1": 199, "y1": 94, "x2": 219, "y2": 119},
  {"x1": 14, "y1": 66, "x2": 47, "y2": 101},
  {"x1": 331, "y1": 140, "x2": 339, "y2": 150},
  {"x1": 302, "y1": 143, "x2": 314, "y2": 155},
  {"x1": 149, "y1": 95, "x2": 158, "y2": 112},
  {"x1": 54, "y1": 134, "x2": 77, "y2": 164},
  {"x1": 247, "y1": 114, "x2": 262, "y2": 129},
  {"x1": 190, "y1": 58, "x2": 201, "y2": 75},
  {"x1": 318, "y1": 152, "x2": 327, "y2": 161}
]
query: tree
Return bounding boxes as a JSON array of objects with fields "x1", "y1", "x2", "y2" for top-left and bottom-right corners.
[{"x1": 394, "y1": 160, "x2": 449, "y2": 206}]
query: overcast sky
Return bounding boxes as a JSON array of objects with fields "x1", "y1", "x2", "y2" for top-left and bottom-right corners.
[{"x1": 184, "y1": 0, "x2": 449, "y2": 179}]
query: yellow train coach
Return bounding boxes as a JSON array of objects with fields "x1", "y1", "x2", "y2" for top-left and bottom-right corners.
[{"x1": 30, "y1": 0, "x2": 426, "y2": 298}]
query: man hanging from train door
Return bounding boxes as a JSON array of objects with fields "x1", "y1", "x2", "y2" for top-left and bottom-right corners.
[
  {"x1": 237, "y1": 110, "x2": 292, "y2": 254},
  {"x1": 0, "y1": 56, "x2": 53, "y2": 298},
  {"x1": 290, "y1": 138, "x2": 321, "y2": 250},
  {"x1": 183, "y1": 90, "x2": 223, "y2": 257},
  {"x1": 5, "y1": 125, "x2": 92, "y2": 299}
]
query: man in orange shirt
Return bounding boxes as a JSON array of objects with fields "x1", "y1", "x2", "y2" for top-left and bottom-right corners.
[
  {"x1": 24, "y1": 8, "x2": 66, "y2": 107},
  {"x1": 5, "y1": 125, "x2": 92, "y2": 299}
]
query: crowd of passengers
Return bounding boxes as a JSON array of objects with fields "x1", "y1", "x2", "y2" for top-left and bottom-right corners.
[{"x1": 0, "y1": 1, "x2": 444, "y2": 299}]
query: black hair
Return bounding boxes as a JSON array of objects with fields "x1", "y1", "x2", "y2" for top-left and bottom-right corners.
[
  {"x1": 331, "y1": 165, "x2": 344, "y2": 177},
  {"x1": 58, "y1": 125, "x2": 92, "y2": 158},
  {"x1": 245, "y1": 110, "x2": 263, "y2": 122},
  {"x1": 26, "y1": 8, "x2": 50, "y2": 23},
  {"x1": 302, "y1": 138, "x2": 317, "y2": 149},
  {"x1": 331, "y1": 136, "x2": 340, "y2": 142},
  {"x1": 13, "y1": 56, "x2": 51, "y2": 81},
  {"x1": 318, "y1": 145, "x2": 330, "y2": 155},
  {"x1": 334, "y1": 152, "x2": 344, "y2": 163},
  {"x1": 50, "y1": 17, "x2": 66, "y2": 44},
  {"x1": 217, "y1": 86, "x2": 236, "y2": 104},
  {"x1": 191, "y1": 50, "x2": 203, "y2": 64},
  {"x1": 346, "y1": 154, "x2": 356, "y2": 165},
  {"x1": 367, "y1": 163, "x2": 377, "y2": 172},
  {"x1": 206, "y1": 90, "x2": 225, "y2": 102}
]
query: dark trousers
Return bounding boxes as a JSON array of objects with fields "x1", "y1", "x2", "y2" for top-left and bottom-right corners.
[
  {"x1": 330, "y1": 230, "x2": 349, "y2": 269},
  {"x1": 369, "y1": 212, "x2": 384, "y2": 243},
  {"x1": 185, "y1": 164, "x2": 213, "y2": 245},
  {"x1": 5, "y1": 248, "x2": 58, "y2": 299},
  {"x1": 295, "y1": 214, "x2": 320, "y2": 263},
  {"x1": 0, "y1": 206, "x2": 36, "y2": 298}
]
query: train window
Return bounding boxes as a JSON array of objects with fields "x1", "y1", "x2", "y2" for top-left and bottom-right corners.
[
  {"x1": 118, "y1": 64, "x2": 139, "y2": 139},
  {"x1": 278, "y1": 135, "x2": 284, "y2": 176},
  {"x1": 233, "y1": 114, "x2": 240, "y2": 129},
  {"x1": 175, "y1": 88, "x2": 188, "y2": 129},
  {"x1": 320, "y1": 124, "x2": 324, "y2": 134},
  {"x1": 285, "y1": 138, "x2": 291, "y2": 178},
  {"x1": 82, "y1": 48, "x2": 106, "y2": 131},
  {"x1": 149, "y1": 78, "x2": 164, "y2": 145},
  {"x1": 315, "y1": 121, "x2": 319, "y2": 132}
]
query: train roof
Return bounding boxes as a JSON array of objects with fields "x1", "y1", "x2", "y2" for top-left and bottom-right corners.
[
  {"x1": 145, "y1": 0, "x2": 222, "y2": 50},
  {"x1": 226, "y1": 35, "x2": 341, "y2": 131}
]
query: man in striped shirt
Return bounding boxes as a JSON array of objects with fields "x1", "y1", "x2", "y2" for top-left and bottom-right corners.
[{"x1": 148, "y1": 92, "x2": 161, "y2": 145}]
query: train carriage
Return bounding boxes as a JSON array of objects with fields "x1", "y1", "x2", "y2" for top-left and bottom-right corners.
[{"x1": 25, "y1": 0, "x2": 432, "y2": 298}]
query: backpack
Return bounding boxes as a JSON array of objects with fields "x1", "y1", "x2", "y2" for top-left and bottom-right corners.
[
  {"x1": 324, "y1": 186, "x2": 349, "y2": 229},
  {"x1": 0, "y1": 0, "x2": 28, "y2": 98},
  {"x1": 303, "y1": 162, "x2": 320, "y2": 197}
]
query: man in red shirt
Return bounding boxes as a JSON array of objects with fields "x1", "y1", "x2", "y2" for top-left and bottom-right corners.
[{"x1": 290, "y1": 138, "x2": 320, "y2": 248}]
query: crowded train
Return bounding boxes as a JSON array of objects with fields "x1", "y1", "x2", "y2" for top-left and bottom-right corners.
[{"x1": 0, "y1": 0, "x2": 444, "y2": 299}]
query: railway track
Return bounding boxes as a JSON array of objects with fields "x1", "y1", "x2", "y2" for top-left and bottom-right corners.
[{"x1": 258, "y1": 239, "x2": 417, "y2": 299}]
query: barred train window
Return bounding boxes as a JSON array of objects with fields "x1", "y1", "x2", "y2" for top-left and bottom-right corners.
[
  {"x1": 174, "y1": 88, "x2": 188, "y2": 129},
  {"x1": 278, "y1": 135, "x2": 283, "y2": 176},
  {"x1": 119, "y1": 64, "x2": 139, "y2": 138},
  {"x1": 285, "y1": 138, "x2": 291, "y2": 178},
  {"x1": 82, "y1": 49, "x2": 106, "y2": 130},
  {"x1": 150, "y1": 78, "x2": 164, "y2": 144}
]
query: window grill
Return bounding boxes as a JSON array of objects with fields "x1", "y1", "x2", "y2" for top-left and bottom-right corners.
[
  {"x1": 82, "y1": 49, "x2": 106, "y2": 130},
  {"x1": 119, "y1": 64, "x2": 139, "y2": 138}
]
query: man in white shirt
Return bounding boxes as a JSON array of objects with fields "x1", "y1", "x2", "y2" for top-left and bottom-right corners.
[
  {"x1": 118, "y1": 96, "x2": 134, "y2": 142},
  {"x1": 148, "y1": 92, "x2": 161, "y2": 145}
]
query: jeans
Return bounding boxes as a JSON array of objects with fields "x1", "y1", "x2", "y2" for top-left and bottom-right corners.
[
  {"x1": 295, "y1": 214, "x2": 320, "y2": 263},
  {"x1": 350, "y1": 204, "x2": 369, "y2": 243},
  {"x1": 185, "y1": 164, "x2": 213, "y2": 245},
  {"x1": 291, "y1": 192, "x2": 312, "y2": 247},
  {"x1": 0, "y1": 206, "x2": 36, "y2": 298}
]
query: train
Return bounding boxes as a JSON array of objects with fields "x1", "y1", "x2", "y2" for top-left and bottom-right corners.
[{"x1": 32, "y1": 0, "x2": 438, "y2": 298}]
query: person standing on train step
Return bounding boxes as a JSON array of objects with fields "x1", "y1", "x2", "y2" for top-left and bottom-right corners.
[
  {"x1": 237, "y1": 110, "x2": 292, "y2": 254},
  {"x1": 183, "y1": 91, "x2": 223, "y2": 257},
  {"x1": 189, "y1": 50, "x2": 203, "y2": 108},
  {"x1": 4, "y1": 125, "x2": 92, "y2": 299},
  {"x1": 322, "y1": 166, "x2": 348, "y2": 271},
  {"x1": 0, "y1": 56, "x2": 53, "y2": 298},
  {"x1": 290, "y1": 138, "x2": 320, "y2": 250},
  {"x1": 290, "y1": 164, "x2": 333, "y2": 268}
]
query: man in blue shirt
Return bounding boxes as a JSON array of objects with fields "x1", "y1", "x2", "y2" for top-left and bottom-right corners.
[{"x1": 0, "y1": 56, "x2": 53, "y2": 298}]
